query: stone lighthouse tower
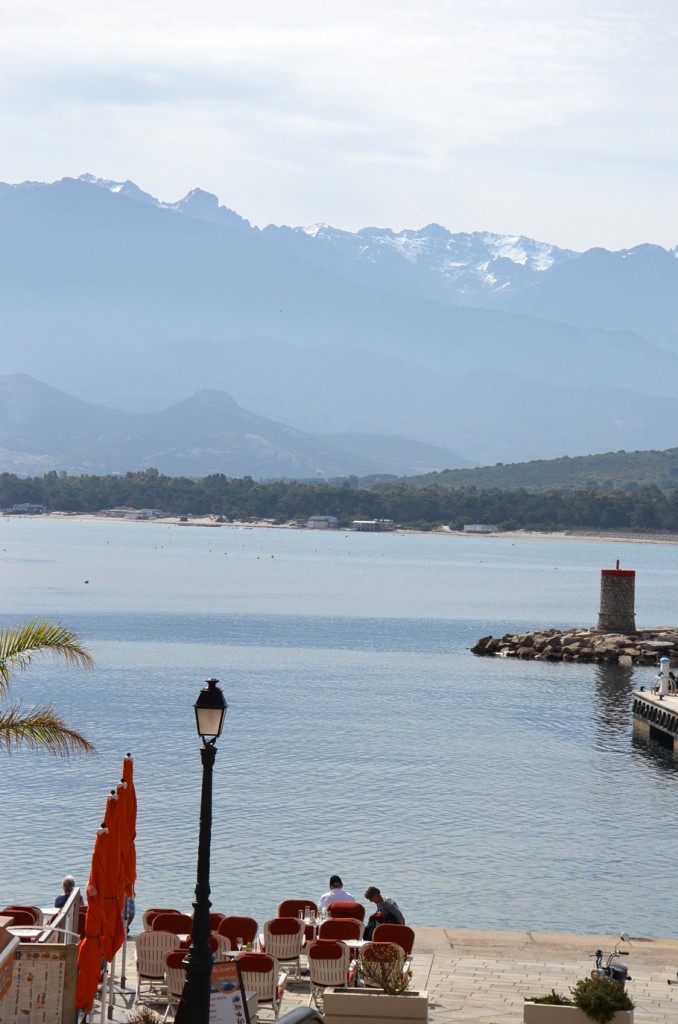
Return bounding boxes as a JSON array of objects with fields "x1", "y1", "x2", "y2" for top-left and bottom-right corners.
[{"x1": 597, "y1": 561, "x2": 636, "y2": 633}]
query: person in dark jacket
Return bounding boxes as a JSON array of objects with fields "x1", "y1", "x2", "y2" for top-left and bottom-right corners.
[{"x1": 363, "y1": 885, "x2": 404, "y2": 938}]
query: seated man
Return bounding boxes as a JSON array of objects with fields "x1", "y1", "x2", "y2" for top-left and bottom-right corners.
[
  {"x1": 55, "y1": 875, "x2": 83, "y2": 908},
  {"x1": 363, "y1": 885, "x2": 404, "y2": 939},
  {"x1": 318, "y1": 875, "x2": 355, "y2": 916}
]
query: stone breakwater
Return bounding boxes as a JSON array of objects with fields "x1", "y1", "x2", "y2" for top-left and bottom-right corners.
[{"x1": 471, "y1": 627, "x2": 678, "y2": 665}]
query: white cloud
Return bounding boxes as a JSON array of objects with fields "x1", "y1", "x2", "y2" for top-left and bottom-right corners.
[{"x1": 0, "y1": 0, "x2": 676, "y2": 248}]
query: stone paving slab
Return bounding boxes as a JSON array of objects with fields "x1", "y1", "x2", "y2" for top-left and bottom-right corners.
[{"x1": 98, "y1": 928, "x2": 678, "y2": 1022}]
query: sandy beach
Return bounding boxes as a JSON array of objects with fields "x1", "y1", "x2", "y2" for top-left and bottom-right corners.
[{"x1": 7, "y1": 510, "x2": 678, "y2": 546}]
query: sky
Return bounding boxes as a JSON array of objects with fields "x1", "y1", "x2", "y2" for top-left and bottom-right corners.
[{"x1": 1, "y1": 0, "x2": 676, "y2": 251}]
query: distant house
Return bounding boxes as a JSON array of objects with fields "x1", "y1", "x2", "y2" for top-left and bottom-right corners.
[
  {"x1": 4, "y1": 503, "x2": 46, "y2": 515},
  {"x1": 99, "y1": 507, "x2": 166, "y2": 520},
  {"x1": 307, "y1": 515, "x2": 339, "y2": 530},
  {"x1": 463, "y1": 523, "x2": 494, "y2": 534},
  {"x1": 352, "y1": 519, "x2": 395, "y2": 532}
]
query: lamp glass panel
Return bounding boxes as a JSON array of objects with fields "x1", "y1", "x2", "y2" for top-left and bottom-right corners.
[{"x1": 196, "y1": 706, "x2": 225, "y2": 739}]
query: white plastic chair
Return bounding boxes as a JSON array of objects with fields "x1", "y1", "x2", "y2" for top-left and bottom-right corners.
[
  {"x1": 260, "y1": 918, "x2": 305, "y2": 979},
  {"x1": 134, "y1": 930, "x2": 180, "y2": 1003},
  {"x1": 306, "y1": 939, "x2": 352, "y2": 1007},
  {"x1": 238, "y1": 952, "x2": 288, "y2": 1019},
  {"x1": 214, "y1": 933, "x2": 232, "y2": 961},
  {"x1": 162, "y1": 949, "x2": 186, "y2": 1023}
]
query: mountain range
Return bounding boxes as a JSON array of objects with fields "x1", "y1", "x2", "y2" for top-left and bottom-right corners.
[
  {"x1": 0, "y1": 173, "x2": 676, "y2": 477},
  {"x1": 0, "y1": 375, "x2": 468, "y2": 479}
]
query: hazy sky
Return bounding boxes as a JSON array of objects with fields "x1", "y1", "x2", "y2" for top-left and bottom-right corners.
[{"x1": 1, "y1": 0, "x2": 676, "y2": 250}]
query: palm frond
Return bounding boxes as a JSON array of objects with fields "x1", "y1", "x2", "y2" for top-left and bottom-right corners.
[
  {"x1": 0, "y1": 617, "x2": 94, "y2": 691},
  {"x1": 0, "y1": 702, "x2": 96, "y2": 757}
]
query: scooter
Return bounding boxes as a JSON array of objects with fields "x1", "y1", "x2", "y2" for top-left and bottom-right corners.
[{"x1": 591, "y1": 933, "x2": 632, "y2": 986}]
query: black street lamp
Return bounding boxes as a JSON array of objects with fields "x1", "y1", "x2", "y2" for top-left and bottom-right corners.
[{"x1": 179, "y1": 677, "x2": 228, "y2": 1024}]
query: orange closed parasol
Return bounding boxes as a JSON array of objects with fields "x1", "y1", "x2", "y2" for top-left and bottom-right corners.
[
  {"x1": 101, "y1": 789, "x2": 125, "y2": 964},
  {"x1": 76, "y1": 761, "x2": 138, "y2": 1016},
  {"x1": 119, "y1": 754, "x2": 137, "y2": 900},
  {"x1": 75, "y1": 819, "x2": 110, "y2": 1012}
]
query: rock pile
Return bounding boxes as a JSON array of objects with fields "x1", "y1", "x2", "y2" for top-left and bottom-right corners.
[{"x1": 471, "y1": 627, "x2": 678, "y2": 665}]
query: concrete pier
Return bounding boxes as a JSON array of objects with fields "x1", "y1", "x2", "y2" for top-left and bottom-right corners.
[{"x1": 633, "y1": 691, "x2": 678, "y2": 751}]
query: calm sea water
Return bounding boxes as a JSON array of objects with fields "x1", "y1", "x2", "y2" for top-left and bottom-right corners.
[{"x1": 2, "y1": 518, "x2": 677, "y2": 938}]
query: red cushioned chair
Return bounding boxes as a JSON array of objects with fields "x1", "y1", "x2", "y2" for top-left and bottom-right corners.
[
  {"x1": 372, "y1": 923, "x2": 415, "y2": 957},
  {"x1": 277, "y1": 900, "x2": 318, "y2": 943},
  {"x1": 179, "y1": 934, "x2": 218, "y2": 952},
  {"x1": 216, "y1": 915, "x2": 258, "y2": 949},
  {"x1": 163, "y1": 949, "x2": 186, "y2": 1023},
  {"x1": 151, "y1": 912, "x2": 193, "y2": 935},
  {"x1": 306, "y1": 939, "x2": 352, "y2": 1008},
  {"x1": 328, "y1": 901, "x2": 365, "y2": 922},
  {"x1": 1, "y1": 909, "x2": 37, "y2": 927},
  {"x1": 142, "y1": 907, "x2": 181, "y2": 931},
  {"x1": 260, "y1": 918, "x2": 304, "y2": 978},
  {"x1": 2, "y1": 905, "x2": 42, "y2": 925},
  {"x1": 318, "y1": 917, "x2": 363, "y2": 942},
  {"x1": 238, "y1": 952, "x2": 287, "y2": 1019}
]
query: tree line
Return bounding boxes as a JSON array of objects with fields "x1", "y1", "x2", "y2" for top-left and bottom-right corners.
[{"x1": 3, "y1": 469, "x2": 678, "y2": 532}]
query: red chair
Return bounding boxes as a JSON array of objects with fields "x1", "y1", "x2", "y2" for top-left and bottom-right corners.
[
  {"x1": 2, "y1": 909, "x2": 38, "y2": 926},
  {"x1": 277, "y1": 900, "x2": 317, "y2": 942},
  {"x1": 238, "y1": 952, "x2": 287, "y2": 1019},
  {"x1": 372, "y1": 923, "x2": 415, "y2": 957},
  {"x1": 2, "y1": 906, "x2": 41, "y2": 925},
  {"x1": 260, "y1": 918, "x2": 304, "y2": 978},
  {"x1": 143, "y1": 907, "x2": 181, "y2": 931},
  {"x1": 328, "y1": 901, "x2": 365, "y2": 922},
  {"x1": 216, "y1": 915, "x2": 258, "y2": 949},
  {"x1": 151, "y1": 912, "x2": 193, "y2": 935},
  {"x1": 179, "y1": 934, "x2": 218, "y2": 953},
  {"x1": 278, "y1": 900, "x2": 317, "y2": 919},
  {"x1": 318, "y1": 918, "x2": 363, "y2": 942},
  {"x1": 209, "y1": 912, "x2": 226, "y2": 932},
  {"x1": 164, "y1": 949, "x2": 186, "y2": 1023}
]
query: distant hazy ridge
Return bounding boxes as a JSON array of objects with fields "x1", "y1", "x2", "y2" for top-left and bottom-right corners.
[{"x1": 1, "y1": 174, "x2": 677, "y2": 477}]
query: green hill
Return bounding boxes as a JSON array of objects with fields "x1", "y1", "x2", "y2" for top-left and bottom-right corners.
[{"x1": 405, "y1": 448, "x2": 678, "y2": 492}]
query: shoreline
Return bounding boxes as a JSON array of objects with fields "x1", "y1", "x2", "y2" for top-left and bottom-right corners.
[{"x1": 4, "y1": 511, "x2": 678, "y2": 545}]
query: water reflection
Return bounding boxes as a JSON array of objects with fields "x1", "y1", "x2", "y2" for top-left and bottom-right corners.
[
  {"x1": 631, "y1": 728, "x2": 678, "y2": 776},
  {"x1": 593, "y1": 663, "x2": 636, "y2": 734}
]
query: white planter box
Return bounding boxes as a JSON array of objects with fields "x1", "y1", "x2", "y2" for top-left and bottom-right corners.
[
  {"x1": 524, "y1": 1002, "x2": 634, "y2": 1024},
  {"x1": 323, "y1": 986, "x2": 429, "y2": 1024}
]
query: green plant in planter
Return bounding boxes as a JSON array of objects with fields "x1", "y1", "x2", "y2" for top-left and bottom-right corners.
[
  {"x1": 361, "y1": 942, "x2": 413, "y2": 995},
  {"x1": 570, "y1": 976, "x2": 635, "y2": 1023},
  {"x1": 527, "y1": 989, "x2": 572, "y2": 1005}
]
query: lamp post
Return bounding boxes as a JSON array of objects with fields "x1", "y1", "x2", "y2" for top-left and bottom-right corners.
[{"x1": 179, "y1": 677, "x2": 228, "y2": 1024}]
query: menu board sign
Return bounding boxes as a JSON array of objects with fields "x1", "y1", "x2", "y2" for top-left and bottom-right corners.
[
  {"x1": 0, "y1": 945, "x2": 77, "y2": 1024},
  {"x1": 209, "y1": 960, "x2": 251, "y2": 1024}
]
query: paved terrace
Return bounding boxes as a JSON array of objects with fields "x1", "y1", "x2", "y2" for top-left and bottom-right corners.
[{"x1": 103, "y1": 928, "x2": 678, "y2": 1022}]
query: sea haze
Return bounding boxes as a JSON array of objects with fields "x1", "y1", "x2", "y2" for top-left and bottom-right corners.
[{"x1": 1, "y1": 518, "x2": 676, "y2": 938}]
